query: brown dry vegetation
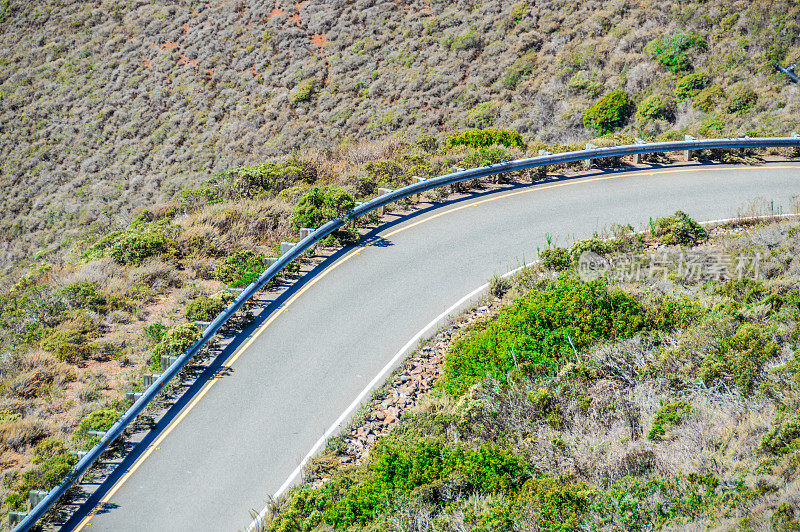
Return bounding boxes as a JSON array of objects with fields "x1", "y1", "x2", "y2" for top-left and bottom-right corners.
[{"x1": 1, "y1": 0, "x2": 799, "y2": 268}]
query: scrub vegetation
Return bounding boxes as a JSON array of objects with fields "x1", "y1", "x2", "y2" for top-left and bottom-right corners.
[
  {"x1": 263, "y1": 217, "x2": 800, "y2": 531},
  {"x1": 0, "y1": 0, "x2": 799, "y2": 524}
]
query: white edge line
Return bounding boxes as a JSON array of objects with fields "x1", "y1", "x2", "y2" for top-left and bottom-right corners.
[
  {"x1": 246, "y1": 261, "x2": 537, "y2": 530},
  {"x1": 248, "y1": 211, "x2": 800, "y2": 529}
]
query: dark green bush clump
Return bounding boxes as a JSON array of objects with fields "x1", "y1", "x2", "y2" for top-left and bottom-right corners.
[
  {"x1": 583, "y1": 91, "x2": 634, "y2": 135},
  {"x1": 150, "y1": 323, "x2": 201, "y2": 368},
  {"x1": 502, "y1": 51, "x2": 537, "y2": 90},
  {"x1": 653, "y1": 211, "x2": 708, "y2": 246},
  {"x1": 214, "y1": 250, "x2": 267, "y2": 288},
  {"x1": 636, "y1": 95, "x2": 676, "y2": 122},
  {"x1": 440, "y1": 276, "x2": 646, "y2": 396},
  {"x1": 675, "y1": 72, "x2": 710, "y2": 100},
  {"x1": 699, "y1": 323, "x2": 778, "y2": 395},
  {"x1": 725, "y1": 85, "x2": 758, "y2": 114},
  {"x1": 648, "y1": 401, "x2": 693, "y2": 440},
  {"x1": 693, "y1": 85, "x2": 724, "y2": 112},
  {"x1": 645, "y1": 33, "x2": 707, "y2": 74},
  {"x1": 446, "y1": 128, "x2": 526, "y2": 150},
  {"x1": 76, "y1": 408, "x2": 119, "y2": 440},
  {"x1": 185, "y1": 295, "x2": 227, "y2": 322},
  {"x1": 209, "y1": 159, "x2": 317, "y2": 200},
  {"x1": 12, "y1": 438, "x2": 76, "y2": 504},
  {"x1": 292, "y1": 186, "x2": 355, "y2": 231},
  {"x1": 540, "y1": 247, "x2": 571, "y2": 271},
  {"x1": 761, "y1": 412, "x2": 800, "y2": 455}
]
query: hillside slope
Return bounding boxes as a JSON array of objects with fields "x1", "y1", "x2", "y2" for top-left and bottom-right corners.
[{"x1": 1, "y1": 0, "x2": 799, "y2": 267}]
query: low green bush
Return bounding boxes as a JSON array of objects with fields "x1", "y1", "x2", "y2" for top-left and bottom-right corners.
[
  {"x1": 502, "y1": 52, "x2": 536, "y2": 90},
  {"x1": 653, "y1": 210, "x2": 707, "y2": 246},
  {"x1": 645, "y1": 33, "x2": 707, "y2": 75},
  {"x1": 539, "y1": 247, "x2": 571, "y2": 271},
  {"x1": 440, "y1": 276, "x2": 646, "y2": 396},
  {"x1": 76, "y1": 408, "x2": 119, "y2": 440},
  {"x1": 467, "y1": 101, "x2": 501, "y2": 128},
  {"x1": 674, "y1": 72, "x2": 710, "y2": 101},
  {"x1": 60, "y1": 281, "x2": 108, "y2": 313},
  {"x1": 214, "y1": 250, "x2": 268, "y2": 288},
  {"x1": 648, "y1": 400, "x2": 693, "y2": 440},
  {"x1": 446, "y1": 128, "x2": 526, "y2": 150},
  {"x1": 583, "y1": 91, "x2": 634, "y2": 135},
  {"x1": 142, "y1": 322, "x2": 168, "y2": 344},
  {"x1": 291, "y1": 77, "x2": 317, "y2": 104},
  {"x1": 693, "y1": 84, "x2": 724, "y2": 112},
  {"x1": 15, "y1": 438, "x2": 76, "y2": 502},
  {"x1": 292, "y1": 186, "x2": 355, "y2": 231},
  {"x1": 699, "y1": 323, "x2": 778, "y2": 395},
  {"x1": 761, "y1": 411, "x2": 800, "y2": 456},
  {"x1": 209, "y1": 158, "x2": 317, "y2": 200},
  {"x1": 150, "y1": 323, "x2": 201, "y2": 368},
  {"x1": 636, "y1": 94, "x2": 676, "y2": 122},
  {"x1": 40, "y1": 328, "x2": 91, "y2": 363},
  {"x1": 725, "y1": 85, "x2": 758, "y2": 114},
  {"x1": 185, "y1": 295, "x2": 227, "y2": 322}
]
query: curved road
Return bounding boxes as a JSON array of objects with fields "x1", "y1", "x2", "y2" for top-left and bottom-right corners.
[{"x1": 68, "y1": 163, "x2": 799, "y2": 531}]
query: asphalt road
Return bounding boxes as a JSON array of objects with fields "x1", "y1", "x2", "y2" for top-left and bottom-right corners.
[{"x1": 67, "y1": 162, "x2": 800, "y2": 531}]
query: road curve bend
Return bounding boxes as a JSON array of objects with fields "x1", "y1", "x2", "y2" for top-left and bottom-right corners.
[{"x1": 68, "y1": 162, "x2": 800, "y2": 531}]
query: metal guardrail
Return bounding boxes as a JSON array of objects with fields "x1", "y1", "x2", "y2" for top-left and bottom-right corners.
[{"x1": 13, "y1": 136, "x2": 800, "y2": 531}]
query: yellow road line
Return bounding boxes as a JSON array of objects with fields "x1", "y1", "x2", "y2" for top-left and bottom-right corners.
[{"x1": 74, "y1": 163, "x2": 800, "y2": 530}]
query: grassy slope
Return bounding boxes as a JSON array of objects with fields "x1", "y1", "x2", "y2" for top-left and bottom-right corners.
[
  {"x1": 1, "y1": 0, "x2": 799, "y2": 267},
  {"x1": 264, "y1": 218, "x2": 800, "y2": 531}
]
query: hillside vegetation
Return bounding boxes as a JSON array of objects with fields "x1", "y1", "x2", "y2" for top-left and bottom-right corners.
[
  {"x1": 263, "y1": 217, "x2": 800, "y2": 531},
  {"x1": 1, "y1": 0, "x2": 799, "y2": 268}
]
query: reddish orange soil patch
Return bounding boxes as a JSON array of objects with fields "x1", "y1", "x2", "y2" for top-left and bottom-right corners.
[
  {"x1": 182, "y1": 22, "x2": 189, "y2": 35},
  {"x1": 269, "y1": 6, "x2": 284, "y2": 17},
  {"x1": 161, "y1": 41, "x2": 179, "y2": 50},
  {"x1": 422, "y1": 2, "x2": 432, "y2": 14},
  {"x1": 288, "y1": 12, "x2": 301, "y2": 26},
  {"x1": 310, "y1": 33, "x2": 327, "y2": 47},
  {"x1": 143, "y1": 58, "x2": 151, "y2": 69},
  {"x1": 179, "y1": 55, "x2": 200, "y2": 67}
]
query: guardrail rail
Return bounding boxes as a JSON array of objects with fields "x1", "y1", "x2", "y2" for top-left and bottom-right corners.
[{"x1": 13, "y1": 136, "x2": 800, "y2": 531}]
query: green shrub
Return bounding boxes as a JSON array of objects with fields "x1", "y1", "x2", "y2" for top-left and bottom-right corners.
[
  {"x1": 502, "y1": 52, "x2": 536, "y2": 90},
  {"x1": 653, "y1": 210, "x2": 707, "y2": 246},
  {"x1": 540, "y1": 247, "x2": 571, "y2": 271},
  {"x1": 76, "y1": 408, "x2": 119, "y2": 439},
  {"x1": 5, "y1": 492, "x2": 25, "y2": 510},
  {"x1": 636, "y1": 94, "x2": 676, "y2": 122},
  {"x1": 699, "y1": 323, "x2": 778, "y2": 395},
  {"x1": 292, "y1": 186, "x2": 355, "y2": 231},
  {"x1": 60, "y1": 281, "x2": 108, "y2": 313},
  {"x1": 489, "y1": 274, "x2": 511, "y2": 298},
  {"x1": 291, "y1": 77, "x2": 317, "y2": 104},
  {"x1": 150, "y1": 323, "x2": 201, "y2": 368},
  {"x1": 185, "y1": 295, "x2": 227, "y2": 322},
  {"x1": 693, "y1": 84, "x2": 724, "y2": 112},
  {"x1": 645, "y1": 33, "x2": 707, "y2": 75},
  {"x1": 761, "y1": 412, "x2": 800, "y2": 456},
  {"x1": 214, "y1": 250, "x2": 268, "y2": 288},
  {"x1": 440, "y1": 276, "x2": 646, "y2": 397},
  {"x1": 509, "y1": 1, "x2": 528, "y2": 24},
  {"x1": 446, "y1": 128, "x2": 526, "y2": 150},
  {"x1": 444, "y1": 31, "x2": 482, "y2": 51},
  {"x1": 467, "y1": 101, "x2": 501, "y2": 128},
  {"x1": 675, "y1": 72, "x2": 710, "y2": 100},
  {"x1": 568, "y1": 71, "x2": 604, "y2": 96},
  {"x1": 648, "y1": 400, "x2": 693, "y2": 440},
  {"x1": 17, "y1": 438, "x2": 77, "y2": 500},
  {"x1": 725, "y1": 85, "x2": 758, "y2": 114},
  {"x1": 583, "y1": 91, "x2": 634, "y2": 135},
  {"x1": 210, "y1": 159, "x2": 317, "y2": 199},
  {"x1": 143, "y1": 322, "x2": 168, "y2": 344},
  {"x1": 40, "y1": 328, "x2": 91, "y2": 363}
]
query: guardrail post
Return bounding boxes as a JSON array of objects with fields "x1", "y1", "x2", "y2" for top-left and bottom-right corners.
[
  {"x1": 412, "y1": 177, "x2": 425, "y2": 202},
  {"x1": 87, "y1": 430, "x2": 107, "y2": 439},
  {"x1": 70, "y1": 450, "x2": 88, "y2": 460},
  {"x1": 377, "y1": 188, "x2": 393, "y2": 215},
  {"x1": 279, "y1": 242, "x2": 295, "y2": 257},
  {"x1": 584, "y1": 143, "x2": 597, "y2": 170},
  {"x1": 792, "y1": 132, "x2": 799, "y2": 138},
  {"x1": 684, "y1": 135, "x2": 696, "y2": 160},
  {"x1": 450, "y1": 167, "x2": 465, "y2": 193},
  {"x1": 143, "y1": 373, "x2": 160, "y2": 387},
  {"x1": 28, "y1": 490, "x2": 48, "y2": 509},
  {"x1": 193, "y1": 321, "x2": 211, "y2": 329},
  {"x1": 299, "y1": 228, "x2": 314, "y2": 239},
  {"x1": 8, "y1": 511, "x2": 27, "y2": 527},
  {"x1": 161, "y1": 355, "x2": 179, "y2": 371},
  {"x1": 125, "y1": 392, "x2": 143, "y2": 402},
  {"x1": 262, "y1": 256, "x2": 278, "y2": 267},
  {"x1": 633, "y1": 138, "x2": 647, "y2": 164},
  {"x1": 537, "y1": 150, "x2": 551, "y2": 179}
]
